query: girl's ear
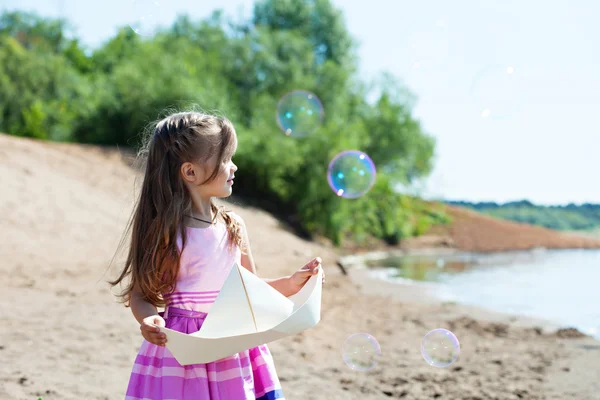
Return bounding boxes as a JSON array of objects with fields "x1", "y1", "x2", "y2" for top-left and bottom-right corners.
[{"x1": 180, "y1": 162, "x2": 197, "y2": 182}]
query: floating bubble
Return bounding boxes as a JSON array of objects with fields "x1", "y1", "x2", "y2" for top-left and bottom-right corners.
[
  {"x1": 405, "y1": 19, "x2": 450, "y2": 71},
  {"x1": 128, "y1": 0, "x2": 162, "y2": 37},
  {"x1": 276, "y1": 90, "x2": 324, "y2": 137},
  {"x1": 471, "y1": 64, "x2": 522, "y2": 119},
  {"x1": 421, "y1": 328, "x2": 460, "y2": 368},
  {"x1": 327, "y1": 150, "x2": 376, "y2": 198},
  {"x1": 342, "y1": 333, "x2": 381, "y2": 371}
]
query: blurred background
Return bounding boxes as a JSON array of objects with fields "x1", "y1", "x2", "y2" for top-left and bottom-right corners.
[{"x1": 2, "y1": 1, "x2": 600, "y2": 399}]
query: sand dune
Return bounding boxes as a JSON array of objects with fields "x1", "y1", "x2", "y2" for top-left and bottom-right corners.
[{"x1": 2, "y1": 133, "x2": 599, "y2": 400}]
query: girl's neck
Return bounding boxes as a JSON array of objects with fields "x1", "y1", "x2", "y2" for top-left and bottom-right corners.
[
  {"x1": 190, "y1": 198, "x2": 214, "y2": 220},
  {"x1": 191, "y1": 206, "x2": 213, "y2": 220},
  {"x1": 185, "y1": 202, "x2": 217, "y2": 229}
]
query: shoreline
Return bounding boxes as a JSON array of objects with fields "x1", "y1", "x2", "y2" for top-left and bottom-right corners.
[
  {"x1": 338, "y1": 244, "x2": 600, "y2": 267},
  {"x1": 340, "y1": 249, "x2": 600, "y2": 399},
  {"x1": 339, "y1": 246, "x2": 600, "y2": 340}
]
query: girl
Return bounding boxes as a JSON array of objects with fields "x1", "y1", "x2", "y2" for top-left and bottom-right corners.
[{"x1": 109, "y1": 111, "x2": 325, "y2": 400}]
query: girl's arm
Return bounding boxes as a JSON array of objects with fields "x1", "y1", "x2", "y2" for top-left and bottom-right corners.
[
  {"x1": 237, "y1": 217, "x2": 295, "y2": 297},
  {"x1": 130, "y1": 282, "x2": 161, "y2": 324},
  {"x1": 262, "y1": 276, "x2": 294, "y2": 297},
  {"x1": 130, "y1": 282, "x2": 168, "y2": 347}
]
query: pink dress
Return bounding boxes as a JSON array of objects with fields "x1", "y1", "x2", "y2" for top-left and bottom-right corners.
[{"x1": 125, "y1": 214, "x2": 285, "y2": 400}]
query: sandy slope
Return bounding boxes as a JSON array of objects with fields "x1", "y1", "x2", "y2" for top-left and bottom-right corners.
[
  {"x1": 427, "y1": 205, "x2": 600, "y2": 252},
  {"x1": 1, "y1": 133, "x2": 599, "y2": 400}
]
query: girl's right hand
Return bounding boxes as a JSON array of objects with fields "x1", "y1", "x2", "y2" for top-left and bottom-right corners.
[{"x1": 140, "y1": 315, "x2": 167, "y2": 346}]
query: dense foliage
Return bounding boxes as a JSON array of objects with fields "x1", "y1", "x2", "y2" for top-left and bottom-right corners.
[
  {"x1": 447, "y1": 200, "x2": 600, "y2": 231},
  {"x1": 0, "y1": 0, "x2": 449, "y2": 245}
]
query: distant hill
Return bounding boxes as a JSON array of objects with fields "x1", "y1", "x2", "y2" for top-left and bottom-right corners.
[
  {"x1": 421, "y1": 205, "x2": 600, "y2": 252},
  {"x1": 444, "y1": 200, "x2": 600, "y2": 231}
]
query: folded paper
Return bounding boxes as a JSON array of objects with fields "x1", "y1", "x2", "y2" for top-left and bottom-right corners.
[{"x1": 158, "y1": 263, "x2": 323, "y2": 365}]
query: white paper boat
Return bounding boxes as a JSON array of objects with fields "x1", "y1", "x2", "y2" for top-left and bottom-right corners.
[{"x1": 158, "y1": 263, "x2": 323, "y2": 365}]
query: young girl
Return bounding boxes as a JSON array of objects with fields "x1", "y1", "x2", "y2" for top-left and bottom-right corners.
[{"x1": 109, "y1": 111, "x2": 325, "y2": 400}]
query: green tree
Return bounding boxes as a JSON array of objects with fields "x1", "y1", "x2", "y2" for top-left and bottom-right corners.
[{"x1": 0, "y1": 34, "x2": 86, "y2": 141}]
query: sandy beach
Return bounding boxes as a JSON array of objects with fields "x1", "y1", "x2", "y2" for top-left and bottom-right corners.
[{"x1": 2, "y1": 133, "x2": 600, "y2": 400}]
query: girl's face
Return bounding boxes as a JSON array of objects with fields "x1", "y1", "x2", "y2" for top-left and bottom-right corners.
[
  {"x1": 180, "y1": 129, "x2": 238, "y2": 200},
  {"x1": 180, "y1": 152, "x2": 238, "y2": 199},
  {"x1": 204, "y1": 154, "x2": 238, "y2": 198}
]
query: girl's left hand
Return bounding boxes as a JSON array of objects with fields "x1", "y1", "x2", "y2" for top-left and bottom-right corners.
[{"x1": 289, "y1": 257, "x2": 326, "y2": 294}]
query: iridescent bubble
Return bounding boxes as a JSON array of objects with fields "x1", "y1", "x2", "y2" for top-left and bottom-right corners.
[
  {"x1": 342, "y1": 333, "x2": 381, "y2": 371},
  {"x1": 128, "y1": 0, "x2": 162, "y2": 37},
  {"x1": 276, "y1": 90, "x2": 324, "y2": 137},
  {"x1": 421, "y1": 328, "x2": 460, "y2": 368},
  {"x1": 471, "y1": 64, "x2": 522, "y2": 119},
  {"x1": 327, "y1": 150, "x2": 376, "y2": 198}
]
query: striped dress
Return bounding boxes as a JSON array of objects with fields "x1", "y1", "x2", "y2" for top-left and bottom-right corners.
[{"x1": 125, "y1": 214, "x2": 285, "y2": 400}]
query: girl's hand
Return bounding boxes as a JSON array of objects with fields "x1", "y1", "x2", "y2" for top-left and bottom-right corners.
[
  {"x1": 140, "y1": 315, "x2": 167, "y2": 346},
  {"x1": 289, "y1": 257, "x2": 326, "y2": 294}
]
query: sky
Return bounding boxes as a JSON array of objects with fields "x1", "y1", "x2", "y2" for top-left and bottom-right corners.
[{"x1": 2, "y1": 0, "x2": 599, "y2": 205}]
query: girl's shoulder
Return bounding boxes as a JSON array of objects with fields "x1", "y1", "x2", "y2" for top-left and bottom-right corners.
[{"x1": 224, "y1": 210, "x2": 245, "y2": 225}]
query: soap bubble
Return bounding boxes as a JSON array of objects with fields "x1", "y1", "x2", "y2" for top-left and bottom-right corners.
[
  {"x1": 342, "y1": 333, "x2": 381, "y2": 371},
  {"x1": 421, "y1": 328, "x2": 460, "y2": 368},
  {"x1": 128, "y1": 0, "x2": 163, "y2": 37},
  {"x1": 328, "y1": 150, "x2": 376, "y2": 198},
  {"x1": 276, "y1": 90, "x2": 324, "y2": 137},
  {"x1": 471, "y1": 64, "x2": 522, "y2": 119}
]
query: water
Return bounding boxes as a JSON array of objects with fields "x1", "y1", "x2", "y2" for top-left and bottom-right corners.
[{"x1": 366, "y1": 249, "x2": 600, "y2": 339}]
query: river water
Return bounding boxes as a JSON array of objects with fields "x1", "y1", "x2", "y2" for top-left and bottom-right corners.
[{"x1": 366, "y1": 249, "x2": 600, "y2": 339}]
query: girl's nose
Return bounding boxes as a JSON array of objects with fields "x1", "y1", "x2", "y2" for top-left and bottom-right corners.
[{"x1": 231, "y1": 162, "x2": 238, "y2": 172}]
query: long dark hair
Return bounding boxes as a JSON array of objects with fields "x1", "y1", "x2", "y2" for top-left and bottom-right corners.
[{"x1": 109, "y1": 111, "x2": 243, "y2": 308}]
